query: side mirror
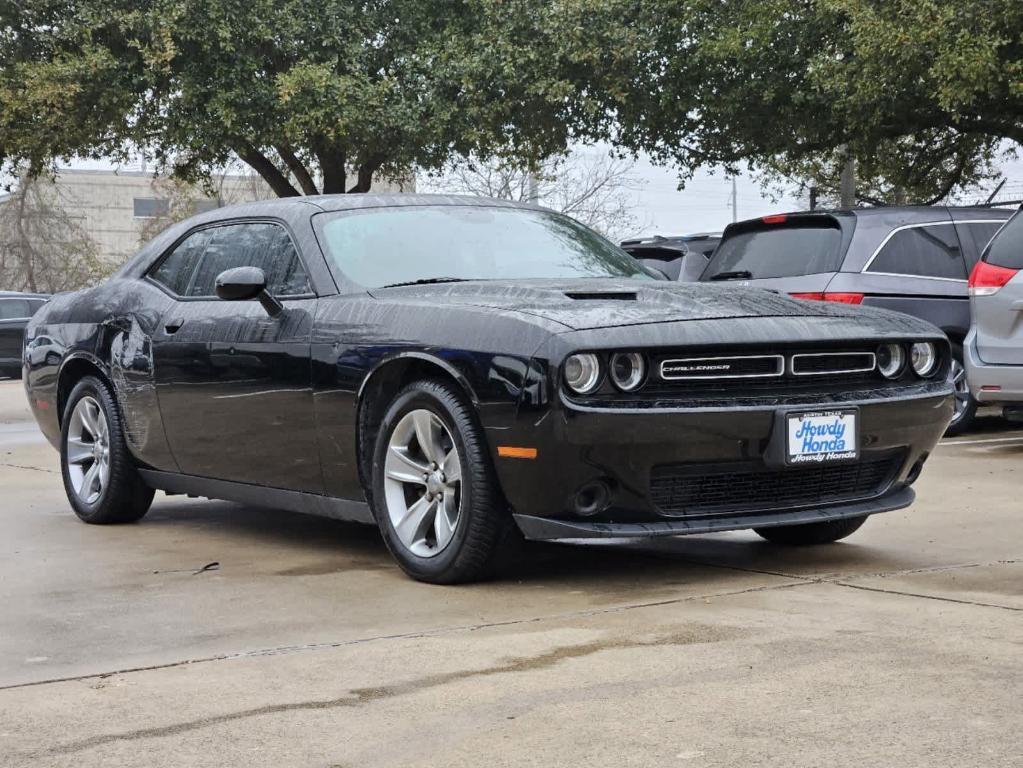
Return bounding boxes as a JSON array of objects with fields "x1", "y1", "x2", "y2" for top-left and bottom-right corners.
[{"x1": 215, "y1": 267, "x2": 283, "y2": 317}]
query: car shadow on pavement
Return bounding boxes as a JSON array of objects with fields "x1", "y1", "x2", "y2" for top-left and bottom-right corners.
[{"x1": 139, "y1": 495, "x2": 890, "y2": 588}]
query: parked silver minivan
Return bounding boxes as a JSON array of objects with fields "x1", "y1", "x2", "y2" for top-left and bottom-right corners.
[{"x1": 965, "y1": 209, "x2": 1023, "y2": 421}]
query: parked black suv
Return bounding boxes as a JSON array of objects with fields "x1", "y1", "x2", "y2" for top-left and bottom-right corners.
[
  {"x1": 700, "y1": 206, "x2": 1014, "y2": 433},
  {"x1": 0, "y1": 291, "x2": 49, "y2": 378},
  {"x1": 621, "y1": 233, "x2": 721, "y2": 281}
]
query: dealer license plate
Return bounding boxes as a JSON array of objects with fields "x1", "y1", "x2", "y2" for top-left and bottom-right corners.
[{"x1": 786, "y1": 409, "x2": 858, "y2": 464}]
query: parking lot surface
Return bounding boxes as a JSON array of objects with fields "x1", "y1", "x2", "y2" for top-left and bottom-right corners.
[{"x1": 1, "y1": 378, "x2": 1020, "y2": 767}]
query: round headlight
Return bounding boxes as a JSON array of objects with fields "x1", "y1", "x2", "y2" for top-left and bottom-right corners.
[
  {"x1": 876, "y1": 343, "x2": 906, "y2": 379},
  {"x1": 910, "y1": 342, "x2": 938, "y2": 377},
  {"x1": 563, "y1": 353, "x2": 602, "y2": 394},
  {"x1": 610, "y1": 352, "x2": 646, "y2": 391}
]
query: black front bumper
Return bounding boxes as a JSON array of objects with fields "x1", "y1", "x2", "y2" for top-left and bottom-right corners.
[
  {"x1": 514, "y1": 485, "x2": 914, "y2": 540},
  {"x1": 489, "y1": 389, "x2": 951, "y2": 540}
]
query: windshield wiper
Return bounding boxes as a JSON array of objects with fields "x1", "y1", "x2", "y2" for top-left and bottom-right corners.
[
  {"x1": 708, "y1": 270, "x2": 754, "y2": 281},
  {"x1": 379, "y1": 277, "x2": 471, "y2": 289}
]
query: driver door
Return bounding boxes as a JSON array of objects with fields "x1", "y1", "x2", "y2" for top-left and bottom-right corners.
[{"x1": 149, "y1": 221, "x2": 322, "y2": 493}]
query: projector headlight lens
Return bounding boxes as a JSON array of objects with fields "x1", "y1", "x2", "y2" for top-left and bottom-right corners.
[
  {"x1": 564, "y1": 353, "x2": 602, "y2": 394},
  {"x1": 877, "y1": 343, "x2": 906, "y2": 379},
  {"x1": 910, "y1": 342, "x2": 938, "y2": 378},
  {"x1": 610, "y1": 352, "x2": 646, "y2": 392}
]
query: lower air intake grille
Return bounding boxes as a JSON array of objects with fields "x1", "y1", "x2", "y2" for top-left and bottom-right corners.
[{"x1": 649, "y1": 453, "x2": 902, "y2": 517}]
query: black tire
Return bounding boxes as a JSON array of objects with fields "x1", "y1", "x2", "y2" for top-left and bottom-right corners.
[
  {"x1": 370, "y1": 378, "x2": 517, "y2": 584},
  {"x1": 60, "y1": 375, "x2": 155, "y2": 524},
  {"x1": 944, "y1": 347, "x2": 976, "y2": 436},
  {"x1": 754, "y1": 515, "x2": 868, "y2": 546},
  {"x1": 1, "y1": 367, "x2": 20, "y2": 380}
]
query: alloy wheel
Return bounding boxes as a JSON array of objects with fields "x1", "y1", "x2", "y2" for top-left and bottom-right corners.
[
  {"x1": 66, "y1": 396, "x2": 111, "y2": 505},
  {"x1": 949, "y1": 358, "x2": 970, "y2": 426},
  {"x1": 382, "y1": 409, "x2": 462, "y2": 558}
]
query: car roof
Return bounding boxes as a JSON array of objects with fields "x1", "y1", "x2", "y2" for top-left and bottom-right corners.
[{"x1": 196, "y1": 193, "x2": 539, "y2": 221}]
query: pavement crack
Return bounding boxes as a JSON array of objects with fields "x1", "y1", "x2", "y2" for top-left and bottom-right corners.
[
  {"x1": 29, "y1": 630, "x2": 732, "y2": 757},
  {"x1": 0, "y1": 462, "x2": 57, "y2": 474},
  {"x1": 832, "y1": 581, "x2": 1022, "y2": 612},
  {"x1": 0, "y1": 579, "x2": 811, "y2": 693}
]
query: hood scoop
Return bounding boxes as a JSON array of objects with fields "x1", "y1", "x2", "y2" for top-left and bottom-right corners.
[{"x1": 564, "y1": 291, "x2": 637, "y2": 301}]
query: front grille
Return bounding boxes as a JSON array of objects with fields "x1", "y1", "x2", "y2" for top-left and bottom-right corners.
[
  {"x1": 570, "y1": 342, "x2": 932, "y2": 407},
  {"x1": 660, "y1": 354, "x2": 783, "y2": 380},
  {"x1": 791, "y1": 352, "x2": 876, "y2": 376},
  {"x1": 649, "y1": 453, "x2": 903, "y2": 517}
]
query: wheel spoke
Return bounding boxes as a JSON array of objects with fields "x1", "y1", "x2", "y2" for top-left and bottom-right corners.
[
  {"x1": 385, "y1": 445, "x2": 428, "y2": 484},
  {"x1": 81, "y1": 462, "x2": 100, "y2": 499},
  {"x1": 441, "y1": 449, "x2": 460, "y2": 484},
  {"x1": 80, "y1": 401, "x2": 101, "y2": 439},
  {"x1": 435, "y1": 488, "x2": 457, "y2": 547},
  {"x1": 66, "y1": 437, "x2": 93, "y2": 465},
  {"x1": 395, "y1": 495, "x2": 435, "y2": 549},
  {"x1": 412, "y1": 411, "x2": 441, "y2": 464}
]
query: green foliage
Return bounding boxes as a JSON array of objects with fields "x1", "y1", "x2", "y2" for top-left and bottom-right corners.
[
  {"x1": 615, "y1": 0, "x2": 1023, "y2": 203},
  {"x1": 0, "y1": 1, "x2": 637, "y2": 195}
]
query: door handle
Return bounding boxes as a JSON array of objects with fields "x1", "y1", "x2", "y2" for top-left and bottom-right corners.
[{"x1": 164, "y1": 318, "x2": 185, "y2": 334}]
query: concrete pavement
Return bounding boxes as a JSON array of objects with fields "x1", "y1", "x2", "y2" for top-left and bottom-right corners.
[{"x1": 0, "y1": 378, "x2": 1020, "y2": 767}]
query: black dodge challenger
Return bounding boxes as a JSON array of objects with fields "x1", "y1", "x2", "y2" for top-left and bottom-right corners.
[{"x1": 23, "y1": 195, "x2": 953, "y2": 583}]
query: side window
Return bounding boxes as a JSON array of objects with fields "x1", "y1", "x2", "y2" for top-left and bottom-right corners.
[
  {"x1": 983, "y1": 212, "x2": 1023, "y2": 270},
  {"x1": 958, "y1": 221, "x2": 1004, "y2": 268},
  {"x1": 867, "y1": 224, "x2": 967, "y2": 280},
  {"x1": 149, "y1": 229, "x2": 214, "y2": 295},
  {"x1": 185, "y1": 223, "x2": 311, "y2": 298},
  {"x1": 0, "y1": 299, "x2": 31, "y2": 319}
]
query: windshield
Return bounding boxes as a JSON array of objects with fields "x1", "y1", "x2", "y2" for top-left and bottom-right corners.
[
  {"x1": 702, "y1": 222, "x2": 844, "y2": 280},
  {"x1": 316, "y1": 205, "x2": 652, "y2": 288}
]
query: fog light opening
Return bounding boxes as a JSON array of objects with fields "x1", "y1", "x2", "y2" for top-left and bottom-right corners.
[
  {"x1": 573, "y1": 480, "x2": 611, "y2": 517},
  {"x1": 905, "y1": 454, "x2": 928, "y2": 486}
]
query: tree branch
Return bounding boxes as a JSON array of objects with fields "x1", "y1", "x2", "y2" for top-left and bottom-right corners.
[
  {"x1": 274, "y1": 144, "x2": 319, "y2": 195},
  {"x1": 233, "y1": 141, "x2": 300, "y2": 197}
]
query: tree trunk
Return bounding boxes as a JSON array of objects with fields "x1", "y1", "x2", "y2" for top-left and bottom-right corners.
[
  {"x1": 838, "y1": 154, "x2": 856, "y2": 208},
  {"x1": 234, "y1": 142, "x2": 300, "y2": 197}
]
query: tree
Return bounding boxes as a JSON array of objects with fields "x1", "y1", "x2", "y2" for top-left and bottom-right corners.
[
  {"x1": 759, "y1": 133, "x2": 1005, "y2": 208},
  {"x1": 613, "y1": 0, "x2": 1023, "y2": 203},
  {"x1": 0, "y1": 175, "x2": 106, "y2": 293},
  {"x1": 422, "y1": 151, "x2": 647, "y2": 240},
  {"x1": 0, "y1": 1, "x2": 639, "y2": 197}
]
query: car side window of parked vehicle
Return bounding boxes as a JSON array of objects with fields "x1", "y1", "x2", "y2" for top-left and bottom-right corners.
[
  {"x1": 149, "y1": 223, "x2": 311, "y2": 298},
  {"x1": 0, "y1": 299, "x2": 31, "y2": 320},
  {"x1": 982, "y1": 213, "x2": 1023, "y2": 270},
  {"x1": 866, "y1": 224, "x2": 967, "y2": 280},
  {"x1": 149, "y1": 229, "x2": 215, "y2": 296},
  {"x1": 185, "y1": 223, "x2": 311, "y2": 298}
]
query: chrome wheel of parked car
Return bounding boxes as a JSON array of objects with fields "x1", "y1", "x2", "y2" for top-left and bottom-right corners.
[
  {"x1": 383, "y1": 408, "x2": 462, "y2": 557},
  {"x1": 945, "y1": 355, "x2": 977, "y2": 435},
  {"x1": 66, "y1": 396, "x2": 110, "y2": 504}
]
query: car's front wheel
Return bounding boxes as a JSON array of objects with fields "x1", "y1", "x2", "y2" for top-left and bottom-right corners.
[
  {"x1": 370, "y1": 378, "x2": 516, "y2": 583},
  {"x1": 61, "y1": 376, "x2": 154, "y2": 524},
  {"x1": 754, "y1": 515, "x2": 867, "y2": 546}
]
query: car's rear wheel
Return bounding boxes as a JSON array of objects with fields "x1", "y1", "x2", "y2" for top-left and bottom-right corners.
[
  {"x1": 370, "y1": 378, "x2": 516, "y2": 583},
  {"x1": 1, "y1": 367, "x2": 20, "y2": 380},
  {"x1": 61, "y1": 376, "x2": 154, "y2": 524},
  {"x1": 754, "y1": 515, "x2": 867, "y2": 546},
  {"x1": 944, "y1": 353, "x2": 977, "y2": 436}
]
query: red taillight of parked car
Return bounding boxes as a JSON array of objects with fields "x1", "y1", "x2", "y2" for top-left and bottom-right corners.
[
  {"x1": 789, "y1": 292, "x2": 865, "y2": 304},
  {"x1": 968, "y1": 260, "x2": 1020, "y2": 296}
]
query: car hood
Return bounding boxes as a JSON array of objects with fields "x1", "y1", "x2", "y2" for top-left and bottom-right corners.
[{"x1": 371, "y1": 279, "x2": 886, "y2": 331}]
